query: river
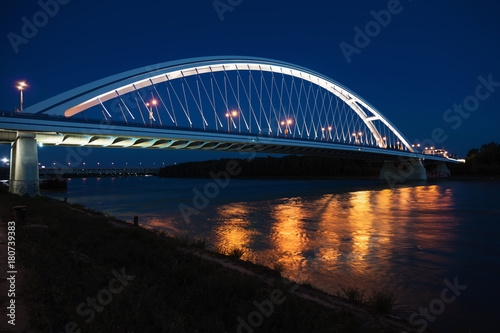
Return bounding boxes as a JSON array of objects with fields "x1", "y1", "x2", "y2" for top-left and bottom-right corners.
[{"x1": 45, "y1": 176, "x2": 499, "y2": 332}]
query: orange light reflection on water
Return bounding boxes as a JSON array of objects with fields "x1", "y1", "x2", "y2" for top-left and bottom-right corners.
[
  {"x1": 210, "y1": 184, "x2": 458, "y2": 293},
  {"x1": 211, "y1": 203, "x2": 257, "y2": 260}
]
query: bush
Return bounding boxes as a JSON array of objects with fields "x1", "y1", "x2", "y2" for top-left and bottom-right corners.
[
  {"x1": 273, "y1": 262, "x2": 285, "y2": 276},
  {"x1": 192, "y1": 238, "x2": 206, "y2": 250},
  {"x1": 228, "y1": 247, "x2": 244, "y2": 259},
  {"x1": 340, "y1": 285, "x2": 364, "y2": 305},
  {"x1": 368, "y1": 289, "x2": 395, "y2": 314}
]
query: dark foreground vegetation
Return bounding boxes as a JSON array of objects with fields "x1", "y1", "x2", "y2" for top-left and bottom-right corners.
[
  {"x1": 0, "y1": 185, "x2": 414, "y2": 332},
  {"x1": 159, "y1": 155, "x2": 382, "y2": 179}
]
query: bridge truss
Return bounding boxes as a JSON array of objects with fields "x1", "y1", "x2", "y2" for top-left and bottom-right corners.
[{"x1": 22, "y1": 56, "x2": 415, "y2": 153}]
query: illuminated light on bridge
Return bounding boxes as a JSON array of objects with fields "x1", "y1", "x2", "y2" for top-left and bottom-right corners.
[
  {"x1": 0, "y1": 56, "x2": 462, "y2": 195},
  {"x1": 16, "y1": 81, "x2": 28, "y2": 111}
]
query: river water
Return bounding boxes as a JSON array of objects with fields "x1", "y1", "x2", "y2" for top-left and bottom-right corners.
[{"x1": 45, "y1": 177, "x2": 499, "y2": 332}]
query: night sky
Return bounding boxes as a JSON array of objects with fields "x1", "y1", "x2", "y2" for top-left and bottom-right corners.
[{"x1": 1, "y1": 0, "x2": 499, "y2": 167}]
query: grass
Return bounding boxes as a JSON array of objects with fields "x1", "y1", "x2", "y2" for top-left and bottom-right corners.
[
  {"x1": 368, "y1": 288, "x2": 395, "y2": 314},
  {"x1": 273, "y1": 262, "x2": 285, "y2": 276},
  {"x1": 191, "y1": 238, "x2": 206, "y2": 250},
  {"x1": 0, "y1": 184, "x2": 407, "y2": 332},
  {"x1": 340, "y1": 285, "x2": 365, "y2": 305},
  {"x1": 337, "y1": 285, "x2": 395, "y2": 315},
  {"x1": 228, "y1": 247, "x2": 245, "y2": 259}
]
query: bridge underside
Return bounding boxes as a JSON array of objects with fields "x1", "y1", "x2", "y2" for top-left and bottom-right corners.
[
  {"x1": 0, "y1": 131, "x2": 417, "y2": 161},
  {"x1": 0, "y1": 115, "x2": 457, "y2": 196},
  {"x1": 0, "y1": 115, "x2": 455, "y2": 163}
]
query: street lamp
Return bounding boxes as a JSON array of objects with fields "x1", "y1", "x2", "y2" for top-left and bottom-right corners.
[
  {"x1": 226, "y1": 111, "x2": 238, "y2": 131},
  {"x1": 285, "y1": 119, "x2": 293, "y2": 135},
  {"x1": 16, "y1": 81, "x2": 28, "y2": 111},
  {"x1": 1, "y1": 158, "x2": 8, "y2": 164},
  {"x1": 147, "y1": 100, "x2": 157, "y2": 126},
  {"x1": 352, "y1": 132, "x2": 359, "y2": 144}
]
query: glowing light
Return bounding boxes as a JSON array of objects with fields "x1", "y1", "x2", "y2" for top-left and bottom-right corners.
[
  {"x1": 225, "y1": 113, "x2": 230, "y2": 117},
  {"x1": 280, "y1": 121, "x2": 285, "y2": 126},
  {"x1": 328, "y1": 126, "x2": 332, "y2": 131},
  {"x1": 1, "y1": 158, "x2": 8, "y2": 163},
  {"x1": 287, "y1": 119, "x2": 293, "y2": 125},
  {"x1": 152, "y1": 100, "x2": 157, "y2": 105},
  {"x1": 232, "y1": 110, "x2": 238, "y2": 117},
  {"x1": 16, "y1": 81, "x2": 28, "y2": 90}
]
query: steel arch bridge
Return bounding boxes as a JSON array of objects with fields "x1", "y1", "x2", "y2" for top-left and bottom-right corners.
[
  {"x1": 1, "y1": 56, "x2": 459, "y2": 195},
  {"x1": 19, "y1": 56, "x2": 416, "y2": 153}
]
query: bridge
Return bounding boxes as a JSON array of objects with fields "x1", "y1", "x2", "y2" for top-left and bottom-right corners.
[
  {"x1": 0, "y1": 56, "x2": 461, "y2": 195},
  {"x1": 39, "y1": 167, "x2": 160, "y2": 177}
]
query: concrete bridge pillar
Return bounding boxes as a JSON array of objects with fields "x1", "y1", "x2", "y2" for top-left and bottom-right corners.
[
  {"x1": 380, "y1": 158, "x2": 427, "y2": 183},
  {"x1": 9, "y1": 132, "x2": 40, "y2": 196},
  {"x1": 431, "y1": 162, "x2": 451, "y2": 177}
]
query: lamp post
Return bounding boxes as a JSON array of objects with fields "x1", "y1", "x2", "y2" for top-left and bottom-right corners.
[
  {"x1": 147, "y1": 100, "x2": 157, "y2": 126},
  {"x1": 280, "y1": 119, "x2": 292, "y2": 135},
  {"x1": 225, "y1": 110, "x2": 238, "y2": 132},
  {"x1": 151, "y1": 100, "x2": 157, "y2": 126},
  {"x1": 16, "y1": 81, "x2": 28, "y2": 111},
  {"x1": 286, "y1": 119, "x2": 293, "y2": 135}
]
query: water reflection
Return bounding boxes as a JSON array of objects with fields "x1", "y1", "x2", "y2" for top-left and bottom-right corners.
[
  {"x1": 210, "y1": 203, "x2": 256, "y2": 260},
  {"x1": 209, "y1": 184, "x2": 458, "y2": 297}
]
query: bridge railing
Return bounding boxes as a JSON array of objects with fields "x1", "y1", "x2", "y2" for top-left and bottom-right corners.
[{"x1": 1, "y1": 111, "x2": 411, "y2": 153}]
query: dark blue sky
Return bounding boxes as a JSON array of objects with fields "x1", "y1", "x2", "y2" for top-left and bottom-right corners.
[{"x1": 1, "y1": 0, "x2": 499, "y2": 167}]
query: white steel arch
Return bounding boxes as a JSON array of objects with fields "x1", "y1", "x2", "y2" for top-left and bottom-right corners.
[{"x1": 22, "y1": 56, "x2": 414, "y2": 152}]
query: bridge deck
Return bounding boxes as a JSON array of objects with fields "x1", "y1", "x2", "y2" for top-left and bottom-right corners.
[{"x1": 0, "y1": 112, "x2": 460, "y2": 163}]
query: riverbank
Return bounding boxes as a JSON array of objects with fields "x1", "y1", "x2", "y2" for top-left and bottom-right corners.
[{"x1": 0, "y1": 184, "x2": 421, "y2": 332}]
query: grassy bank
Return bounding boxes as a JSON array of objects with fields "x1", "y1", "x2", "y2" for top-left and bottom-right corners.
[{"x1": 0, "y1": 185, "x2": 415, "y2": 332}]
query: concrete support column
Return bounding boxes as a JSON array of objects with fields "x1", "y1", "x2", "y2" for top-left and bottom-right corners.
[
  {"x1": 380, "y1": 158, "x2": 427, "y2": 182},
  {"x1": 432, "y1": 163, "x2": 451, "y2": 177},
  {"x1": 9, "y1": 132, "x2": 39, "y2": 196}
]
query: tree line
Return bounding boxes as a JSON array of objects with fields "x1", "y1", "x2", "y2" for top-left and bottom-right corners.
[{"x1": 159, "y1": 155, "x2": 383, "y2": 179}]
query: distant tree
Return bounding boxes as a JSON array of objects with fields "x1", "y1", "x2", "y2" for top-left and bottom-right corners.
[
  {"x1": 466, "y1": 148, "x2": 479, "y2": 159},
  {"x1": 458, "y1": 142, "x2": 500, "y2": 176}
]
